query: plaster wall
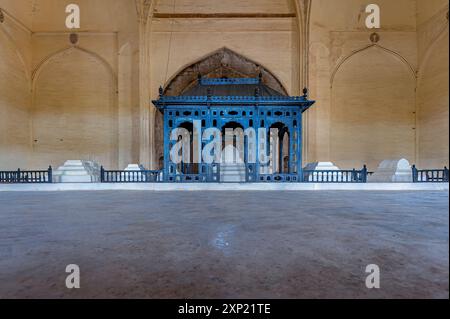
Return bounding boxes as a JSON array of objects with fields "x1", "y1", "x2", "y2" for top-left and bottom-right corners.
[
  {"x1": 416, "y1": 4, "x2": 449, "y2": 168},
  {"x1": 0, "y1": 0, "x2": 448, "y2": 171},
  {"x1": 0, "y1": 3, "x2": 32, "y2": 169}
]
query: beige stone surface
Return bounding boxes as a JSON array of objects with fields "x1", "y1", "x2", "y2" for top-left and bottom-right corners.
[
  {"x1": 155, "y1": 0, "x2": 295, "y2": 15},
  {"x1": 0, "y1": 19, "x2": 31, "y2": 170},
  {"x1": 0, "y1": 0, "x2": 448, "y2": 170},
  {"x1": 308, "y1": 0, "x2": 448, "y2": 169}
]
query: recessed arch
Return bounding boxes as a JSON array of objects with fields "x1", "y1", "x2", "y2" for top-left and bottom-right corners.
[
  {"x1": 330, "y1": 44, "x2": 417, "y2": 88},
  {"x1": 330, "y1": 44, "x2": 417, "y2": 169},
  {"x1": 416, "y1": 24, "x2": 449, "y2": 168},
  {"x1": 32, "y1": 46, "x2": 117, "y2": 90},
  {"x1": 162, "y1": 47, "x2": 289, "y2": 96},
  {"x1": 0, "y1": 22, "x2": 32, "y2": 169}
]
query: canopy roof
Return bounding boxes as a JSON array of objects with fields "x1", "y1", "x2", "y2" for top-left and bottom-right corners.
[
  {"x1": 153, "y1": 77, "x2": 315, "y2": 113},
  {"x1": 182, "y1": 77, "x2": 285, "y2": 97}
]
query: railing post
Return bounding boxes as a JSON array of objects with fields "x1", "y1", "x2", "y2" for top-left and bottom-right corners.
[
  {"x1": 100, "y1": 166, "x2": 104, "y2": 183},
  {"x1": 444, "y1": 166, "x2": 449, "y2": 183},
  {"x1": 48, "y1": 166, "x2": 53, "y2": 183},
  {"x1": 17, "y1": 168, "x2": 21, "y2": 183},
  {"x1": 362, "y1": 165, "x2": 368, "y2": 183},
  {"x1": 412, "y1": 165, "x2": 418, "y2": 183}
]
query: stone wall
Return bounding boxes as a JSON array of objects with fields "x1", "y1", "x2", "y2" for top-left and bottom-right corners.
[
  {"x1": 308, "y1": 0, "x2": 419, "y2": 170},
  {"x1": 0, "y1": 0, "x2": 448, "y2": 171},
  {"x1": 31, "y1": 45, "x2": 118, "y2": 169},
  {"x1": 0, "y1": 3, "x2": 32, "y2": 170},
  {"x1": 0, "y1": 0, "x2": 140, "y2": 170}
]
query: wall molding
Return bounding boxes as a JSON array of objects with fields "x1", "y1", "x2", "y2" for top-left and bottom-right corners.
[{"x1": 0, "y1": 7, "x2": 32, "y2": 34}]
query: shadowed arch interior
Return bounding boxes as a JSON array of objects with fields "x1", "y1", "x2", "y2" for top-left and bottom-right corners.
[{"x1": 163, "y1": 47, "x2": 289, "y2": 96}]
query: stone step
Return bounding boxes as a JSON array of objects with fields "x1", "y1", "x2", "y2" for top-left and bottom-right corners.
[
  {"x1": 221, "y1": 174, "x2": 245, "y2": 179},
  {"x1": 220, "y1": 169, "x2": 245, "y2": 173},
  {"x1": 220, "y1": 165, "x2": 246, "y2": 170},
  {"x1": 220, "y1": 175, "x2": 245, "y2": 182},
  {"x1": 220, "y1": 164, "x2": 247, "y2": 182}
]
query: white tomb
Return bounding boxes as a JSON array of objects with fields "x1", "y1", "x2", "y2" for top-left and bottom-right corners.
[
  {"x1": 53, "y1": 160, "x2": 101, "y2": 183},
  {"x1": 369, "y1": 159, "x2": 412, "y2": 183},
  {"x1": 220, "y1": 145, "x2": 246, "y2": 182},
  {"x1": 304, "y1": 162, "x2": 345, "y2": 182}
]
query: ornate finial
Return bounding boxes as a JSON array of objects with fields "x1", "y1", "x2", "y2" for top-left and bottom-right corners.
[
  {"x1": 302, "y1": 87, "x2": 308, "y2": 98},
  {"x1": 258, "y1": 71, "x2": 263, "y2": 82},
  {"x1": 159, "y1": 86, "x2": 164, "y2": 97},
  {"x1": 255, "y1": 87, "x2": 260, "y2": 98}
]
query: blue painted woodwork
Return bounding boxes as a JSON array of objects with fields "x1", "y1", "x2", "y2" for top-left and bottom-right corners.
[{"x1": 153, "y1": 76, "x2": 315, "y2": 183}]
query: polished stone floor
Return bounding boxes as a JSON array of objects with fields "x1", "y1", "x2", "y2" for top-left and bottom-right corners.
[{"x1": 0, "y1": 191, "x2": 448, "y2": 299}]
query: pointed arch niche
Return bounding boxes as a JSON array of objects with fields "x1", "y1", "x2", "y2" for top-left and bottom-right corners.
[
  {"x1": 330, "y1": 45, "x2": 416, "y2": 170},
  {"x1": 31, "y1": 47, "x2": 118, "y2": 169},
  {"x1": 153, "y1": 48, "x2": 289, "y2": 168}
]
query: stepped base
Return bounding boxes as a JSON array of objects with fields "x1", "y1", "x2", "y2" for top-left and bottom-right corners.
[{"x1": 220, "y1": 164, "x2": 246, "y2": 182}]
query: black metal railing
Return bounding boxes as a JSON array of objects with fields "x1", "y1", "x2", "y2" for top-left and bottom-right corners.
[
  {"x1": 0, "y1": 167, "x2": 53, "y2": 184},
  {"x1": 100, "y1": 167, "x2": 162, "y2": 183},
  {"x1": 302, "y1": 166, "x2": 368, "y2": 183},
  {"x1": 412, "y1": 165, "x2": 449, "y2": 183}
]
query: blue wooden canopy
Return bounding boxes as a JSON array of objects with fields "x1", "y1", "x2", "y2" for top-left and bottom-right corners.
[{"x1": 152, "y1": 76, "x2": 315, "y2": 183}]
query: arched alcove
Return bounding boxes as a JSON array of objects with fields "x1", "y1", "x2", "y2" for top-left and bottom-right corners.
[
  {"x1": 331, "y1": 46, "x2": 416, "y2": 170},
  {"x1": 31, "y1": 47, "x2": 118, "y2": 169},
  {"x1": 163, "y1": 47, "x2": 288, "y2": 96},
  {"x1": 0, "y1": 28, "x2": 31, "y2": 169},
  {"x1": 118, "y1": 43, "x2": 140, "y2": 169}
]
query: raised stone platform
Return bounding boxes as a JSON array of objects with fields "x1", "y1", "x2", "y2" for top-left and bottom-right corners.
[
  {"x1": 52, "y1": 160, "x2": 100, "y2": 183},
  {"x1": 220, "y1": 164, "x2": 246, "y2": 182},
  {"x1": 0, "y1": 183, "x2": 448, "y2": 192}
]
